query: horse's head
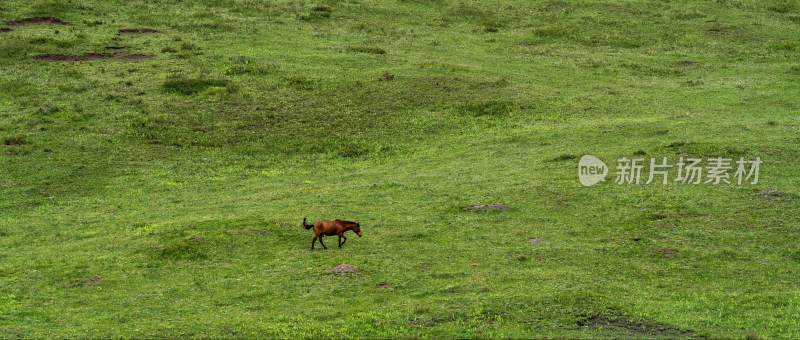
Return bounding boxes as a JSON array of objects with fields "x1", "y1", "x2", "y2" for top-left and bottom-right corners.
[{"x1": 354, "y1": 223, "x2": 362, "y2": 237}]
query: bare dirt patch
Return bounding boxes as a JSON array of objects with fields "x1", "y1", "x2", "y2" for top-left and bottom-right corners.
[
  {"x1": 379, "y1": 72, "x2": 395, "y2": 81},
  {"x1": 33, "y1": 52, "x2": 152, "y2": 62},
  {"x1": 325, "y1": 264, "x2": 358, "y2": 274},
  {"x1": 654, "y1": 247, "x2": 679, "y2": 257},
  {"x1": 123, "y1": 54, "x2": 152, "y2": 60},
  {"x1": 246, "y1": 229, "x2": 269, "y2": 237},
  {"x1": 67, "y1": 275, "x2": 102, "y2": 288},
  {"x1": 105, "y1": 46, "x2": 128, "y2": 50},
  {"x1": 378, "y1": 283, "x2": 391, "y2": 288},
  {"x1": 755, "y1": 190, "x2": 788, "y2": 200},
  {"x1": 0, "y1": 28, "x2": 10, "y2": 33},
  {"x1": 529, "y1": 238, "x2": 545, "y2": 244},
  {"x1": 6, "y1": 17, "x2": 70, "y2": 26},
  {"x1": 118, "y1": 28, "x2": 160, "y2": 34},
  {"x1": 577, "y1": 315, "x2": 694, "y2": 336},
  {"x1": 674, "y1": 60, "x2": 699, "y2": 67},
  {"x1": 464, "y1": 204, "x2": 509, "y2": 211},
  {"x1": 33, "y1": 53, "x2": 106, "y2": 62},
  {"x1": 706, "y1": 26, "x2": 734, "y2": 36},
  {"x1": 0, "y1": 328, "x2": 24, "y2": 339}
]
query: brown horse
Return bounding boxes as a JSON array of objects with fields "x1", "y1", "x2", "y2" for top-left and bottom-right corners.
[{"x1": 303, "y1": 218, "x2": 362, "y2": 250}]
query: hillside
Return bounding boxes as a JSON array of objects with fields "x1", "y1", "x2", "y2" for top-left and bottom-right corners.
[{"x1": 1, "y1": 0, "x2": 799, "y2": 337}]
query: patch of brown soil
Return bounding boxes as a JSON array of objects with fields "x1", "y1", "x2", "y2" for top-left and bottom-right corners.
[
  {"x1": 33, "y1": 53, "x2": 106, "y2": 62},
  {"x1": 123, "y1": 54, "x2": 151, "y2": 60},
  {"x1": 6, "y1": 17, "x2": 70, "y2": 26},
  {"x1": 247, "y1": 229, "x2": 269, "y2": 237},
  {"x1": 325, "y1": 264, "x2": 358, "y2": 274},
  {"x1": 529, "y1": 238, "x2": 545, "y2": 244},
  {"x1": 674, "y1": 60, "x2": 699, "y2": 67},
  {"x1": 464, "y1": 204, "x2": 509, "y2": 211},
  {"x1": 33, "y1": 52, "x2": 152, "y2": 62},
  {"x1": 706, "y1": 26, "x2": 734, "y2": 36},
  {"x1": 0, "y1": 28, "x2": 10, "y2": 33},
  {"x1": 67, "y1": 275, "x2": 102, "y2": 288},
  {"x1": 654, "y1": 248, "x2": 679, "y2": 257},
  {"x1": 755, "y1": 190, "x2": 787, "y2": 200},
  {"x1": 105, "y1": 46, "x2": 128, "y2": 50},
  {"x1": 379, "y1": 72, "x2": 395, "y2": 81},
  {"x1": 118, "y1": 28, "x2": 160, "y2": 34},
  {"x1": 577, "y1": 315, "x2": 694, "y2": 336}
]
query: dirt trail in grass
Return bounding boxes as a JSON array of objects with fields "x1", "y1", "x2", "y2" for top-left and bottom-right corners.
[{"x1": 5, "y1": 17, "x2": 70, "y2": 26}]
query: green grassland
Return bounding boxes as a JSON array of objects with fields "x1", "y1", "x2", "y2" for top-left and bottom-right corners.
[{"x1": 1, "y1": 0, "x2": 799, "y2": 338}]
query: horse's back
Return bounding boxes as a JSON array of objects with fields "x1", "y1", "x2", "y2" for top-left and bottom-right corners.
[{"x1": 316, "y1": 221, "x2": 341, "y2": 235}]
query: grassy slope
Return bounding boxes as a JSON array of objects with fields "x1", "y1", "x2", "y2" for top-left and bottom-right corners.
[{"x1": 1, "y1": 0, "x2": 799, "y2": 338}]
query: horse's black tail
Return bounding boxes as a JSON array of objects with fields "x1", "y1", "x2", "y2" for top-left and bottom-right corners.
[{"x1": 303, "y1": 217, "x2": 312, "y2": 229}]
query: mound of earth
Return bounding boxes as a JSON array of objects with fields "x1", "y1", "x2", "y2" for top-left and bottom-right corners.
[
  {"x1": 118, "y1": 28, "x2": 159, "y2": 34},
  {"x1": 464, "y1": 204, "x2": 509, "y2": 211},
  {"x1": 6, "y1": 17, "x2": 70, "y2": 26},
  {"x1": 325, "y1": 264, "x2": 358, "y2": 274}
]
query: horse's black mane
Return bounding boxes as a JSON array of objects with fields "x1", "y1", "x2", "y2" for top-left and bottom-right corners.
[{"x1": 337, "y1": 219, "x2": 358, "y2": 224}]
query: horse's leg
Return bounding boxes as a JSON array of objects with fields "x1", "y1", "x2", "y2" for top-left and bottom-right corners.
[
  {"x1": 311, "y1": 236, "x2": 317, "y2": 250},
  {"x1": 341, "y1": 234, "x2": 347, "y2": 247},
  {"x1": 338, "y1": 235, "x2": 342, "y2": 248},
  {"x1": 319, "y1": 235, "x2": 328, "y2": 249}
]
